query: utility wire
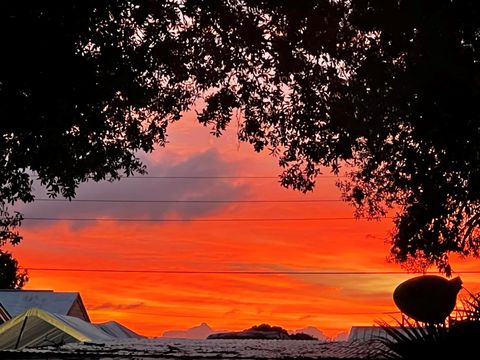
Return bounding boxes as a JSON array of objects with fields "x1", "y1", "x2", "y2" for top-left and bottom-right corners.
[
  {"x1": 21, "y1": 268, "x2": 479, "y2": 275},
  {"x1": 114, "y1": 175, "x2": 345, "y2": 179},
  {"x1": 34, "y1": 198, "x2": 342, "y2": 204},
  {"x1": 23, "y1": 216, "x2": 390, "y2": 222},
  {"x1": 105, "y1": 310, "x2": 401, "y2": 318},
  {"x1": 123, "y1": 176, "x2": 279, "y2": 179}
]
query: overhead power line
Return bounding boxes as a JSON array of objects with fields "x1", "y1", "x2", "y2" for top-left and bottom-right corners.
[
  {"x1": 34, "y1": 198, "x2": 342, "y2": 204},
  {"x1": 115, "y1": 175, "x2": 345, "y2": 179},
  {"x1": 23, "y1": 216, "x2": 391, "y2": 222},
  {"x1": 124, "y1": 176, "x2": 279, "y2": 179},
  {"x1": 21, "y1": 267, "x2": 480, "y2": 275},
  {"x1": 116, "y1": 310, "x2": 401, "y2": 317}
]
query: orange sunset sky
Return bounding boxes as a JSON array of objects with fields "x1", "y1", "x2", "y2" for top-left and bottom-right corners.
[{"x1": 10, "y1": 112, "x2": 480, "y2": 339}]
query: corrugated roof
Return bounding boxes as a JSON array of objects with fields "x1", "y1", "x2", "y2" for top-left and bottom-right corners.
[
  {"x1": 348, "y1": 326, "x2": 404, "y2": 342},
  {"x1": 95, "y1": 321, "x2": 144, "y2": 339},
  {"x1": 0, "y1": 307, "x2": 113, "y2": 350},
  {"x1": 0, "y1": 290, "x2": 88, "y2": 321}
]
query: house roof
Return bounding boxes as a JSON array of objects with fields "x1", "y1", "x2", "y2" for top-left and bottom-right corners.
[
  {"x1": 0, "y1": 307, "x2": 113, "y2": 350},
  {"x1": 348, "y1": 326, "x2": 405, "y2": 342},
  {"x1": 0, "y1": 290, "x2": 90, "y2": 322},
  {"x1": 95, "y1": 321, "x2": 144, "y2": 339}
]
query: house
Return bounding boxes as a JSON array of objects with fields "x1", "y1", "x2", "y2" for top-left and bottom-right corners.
[
  {"x1": 0, "y1": 290, "x2": 144, "y2": 349},
  {"x1": 0, "y1": 308, "x2": 112, "y2": 349},
  {"x1": 0, "y1": 290, "x2": 90, "y2": 322}
]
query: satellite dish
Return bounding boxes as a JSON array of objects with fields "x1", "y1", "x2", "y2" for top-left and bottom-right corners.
[{"x1": 393, "y1": 275, "x2": 463, "y2": 324}]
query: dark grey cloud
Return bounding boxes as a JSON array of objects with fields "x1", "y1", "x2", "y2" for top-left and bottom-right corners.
[{"x1": 15, "y1": 149, "x2": 250, "y2": 228}]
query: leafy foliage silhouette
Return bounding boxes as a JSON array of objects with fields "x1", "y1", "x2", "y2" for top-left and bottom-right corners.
[
  {"x1": 0, "y1": 251, "x2": 28, "y2": 289},
  {"x1": 1, "y1": 1, "x2": 480, "y2": 280}
]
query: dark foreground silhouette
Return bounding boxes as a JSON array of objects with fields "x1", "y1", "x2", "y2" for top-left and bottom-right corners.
[
  {"x1": 207, "y1": 324, "x2": 317, "y2": 340},
  {"x1": 393, "y1": 275, "x2": 463, "y2": 324}
]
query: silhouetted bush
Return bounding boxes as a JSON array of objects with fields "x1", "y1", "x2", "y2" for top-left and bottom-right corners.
[
  {"x1": 289, "y1": 333, "x2": 317, "y2": 340},
  {"x1": 251, "y1": 323, "x2": 289, "y2": 336}
]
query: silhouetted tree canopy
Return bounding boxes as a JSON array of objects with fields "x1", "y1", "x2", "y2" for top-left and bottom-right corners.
[
  {"x1": 2, "y1": 0, "x2": 194, "y2": 284},
  {"x1": 1, "y1": 1, "x2": 480, "y2": 275},
  {"x1": 251, "y1": 323, "x2": 289, "y2": 335},
  {"x1": 0, "y1": 251, "x2": 28, "y2": 289},
  {"x1": 289, "y1": 333, "x2": 317, "y2": 341}
]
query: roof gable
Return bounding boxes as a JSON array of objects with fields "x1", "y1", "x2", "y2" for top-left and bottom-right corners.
[{"x1": 0, "y1": 290, "x2": 89, "y2": 322}]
